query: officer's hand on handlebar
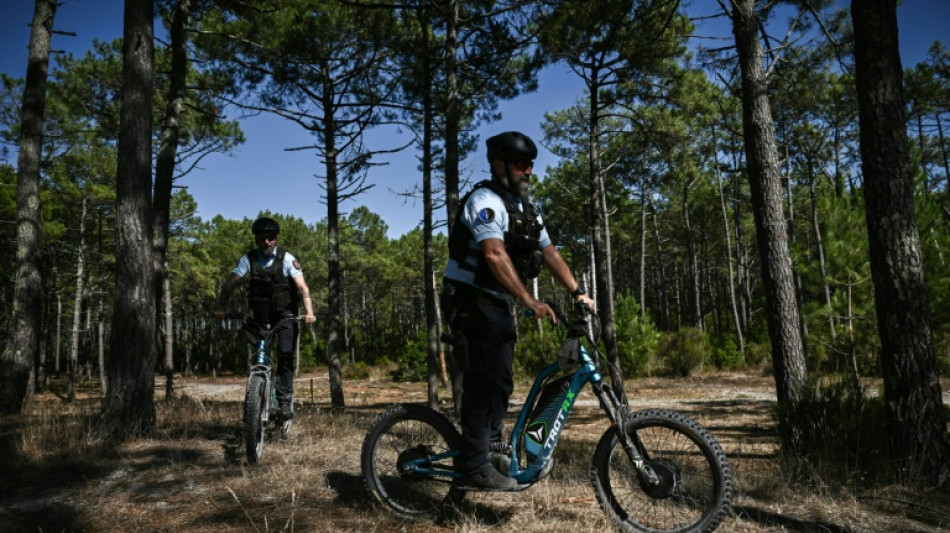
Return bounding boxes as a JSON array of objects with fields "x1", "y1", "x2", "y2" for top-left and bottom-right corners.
[
  {"x1": 525, "y1": 298, "x2": 557, "y2": 324},
  {"x1": 303, "y1": 313, "x2": 316, "y2": 325},
  {"x1": 575, "y1": 293, "x2": 596, "y2": 312}
]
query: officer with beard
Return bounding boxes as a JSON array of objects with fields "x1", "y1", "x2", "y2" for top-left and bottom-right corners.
[{"x1": 443, "y1": 131, "x2": 595, "y2": 491}]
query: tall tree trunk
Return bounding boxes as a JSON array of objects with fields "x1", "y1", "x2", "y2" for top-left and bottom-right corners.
[
  {"x1": 732, "y1": 145, "x2": 751, "y2": 332},
  {"x1": 83, "y1": 300, "x2": 93, "y2": 380},
  {"x1": 587, "y1": 70, "x2": 620, "y2": 385},
  {"x1": 104, "y1": 0, "x2": 157, "y2": 438},
  {"x1": 184, "y1": 314, "x2": 192, "y2": 376},
  {"x1": 35, "y1": 305, "x2": 47, "y2": 392},
  {"x1": 833, "y1": 107, "x2": 846, "y2": 200},
  {"x1": 162, "y1": 274, "x2": 174, "y2": 398},
  {"x1": 1, "y1": 0, "x2": 57, "y2": 413},
  {"x1": 672, "y1": 261, "x2": 681, "y2": 330},
  {"x1": 807, "y1": 162, "x2": 835, "y2": 341},
  {"x1": 442, "y1": 0, "x2": 464, "y2": 414},
  {"x1": 730, "y1": 0, "x2": 807, "y2": 449},
  {"x1": 714, "y1": 129, "x2": 744, "y2": 354},
  {"x1": 96, "y1": 211, "x2": 107, "y2": 394},
  {"x1": 68, "y1": 197, "x2": 88, "y2": 404},
  {"x1": 702, "y1": 227, "x2": 719, "y2": 335},
  {"x1": 97, "y1": 284, "x2": 106, "y2": 395},
  {"x1": 782, "y1": 131, "x2": 810, "y2": 359},
  {"x1": 639, "y1": 186, "x2": 647, "y2": 318},
  {"x1": 682, "y1": 173, "x2": 702, "y2": 329},
  {"x1": 434, "y1": 272, "x2": 449, "y2": 382},
  {"x1": 852, "y1": 0, "x2": 950, "y2": 487},
  {"x1": 650, "y1": 202, "x2": 669, "y2": 330},
  {"x1": 323, "y1": 79, "x2": 346, "y2": 411},
  {"x1": 443, "y1": 0, "x2": 460, "y2": 229},
  {"x1": 154, "y1": 0, "x2": 190, "y2": 401},
  {"x1": 419, "y1": 8, "x2": 440, "y2": 409},
  {"x1": 55, "y1": 286, "x2": 62, "y2": 375}
]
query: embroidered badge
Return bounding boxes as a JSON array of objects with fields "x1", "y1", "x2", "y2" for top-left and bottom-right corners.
[
  {"x1": 293, "y1": 260, "x2": 302, "y2": 270},
  {"x1": 478, "y1": 208, "x2": 495, "y2": 223}
]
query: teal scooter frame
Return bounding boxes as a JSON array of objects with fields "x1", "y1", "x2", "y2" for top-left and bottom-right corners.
[{"x1": 361, "y1": 302, "x2": 733, "y2": 533}]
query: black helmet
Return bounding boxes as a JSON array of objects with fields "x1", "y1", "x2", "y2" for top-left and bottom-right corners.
[
  {"x1": 486, "y1": 131, "x2": 537, "y2": 163},
  {"x1": 251, "y1": 217, "x2": 280, "y2": 235}
]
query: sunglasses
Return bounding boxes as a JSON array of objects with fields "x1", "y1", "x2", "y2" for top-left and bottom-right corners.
[
  {"x1": 256, "y1": 233, "x2": 278, "y2": 241},
  {"x1": 511, "y1": 159, "x2": 534, "y2": 171}
]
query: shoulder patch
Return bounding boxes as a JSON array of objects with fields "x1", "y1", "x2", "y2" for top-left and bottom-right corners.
[
  {"x1": 477, "y1": 208, "x2": 495, "y2": 223},
  {"x1": 293, "y1": 260, "x2": 302, "y2": 270}
]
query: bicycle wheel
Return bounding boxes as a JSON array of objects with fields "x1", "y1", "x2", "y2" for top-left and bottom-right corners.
[
  {"x1": 361, "y1": 403, "x2": 464, "y2": 517},
  {"x1": 591, "y1": 408, "x2": 732, "y2": 533},
  {"x1": 243, "y1": 374, "x2": 267, "y2": 463}
]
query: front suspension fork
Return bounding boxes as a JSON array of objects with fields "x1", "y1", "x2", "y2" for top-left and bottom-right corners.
[{"x1": 594, "y1": 381, "x2": 660, "y2": 488}]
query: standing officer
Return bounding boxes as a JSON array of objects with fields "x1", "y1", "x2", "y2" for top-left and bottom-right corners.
[
  {"x1": 443, "y1": 131, "x2": 596, "y2": 491},
  {"x1": 214, "y1": 216, "x2": 316, "y2": 420}
]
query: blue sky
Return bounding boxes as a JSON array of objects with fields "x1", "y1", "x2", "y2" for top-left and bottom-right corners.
[{"x1": 1, "y1": 0, "x2": 947, "y2": 238}]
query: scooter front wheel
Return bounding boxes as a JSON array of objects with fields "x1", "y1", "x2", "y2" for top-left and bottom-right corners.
[{"x1": 591, "y1": 408, "x2": 733, "y2": 533}]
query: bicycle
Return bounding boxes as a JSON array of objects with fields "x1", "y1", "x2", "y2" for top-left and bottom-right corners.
[
  {"x1": 225, "y1": 313, "x2": 299, "y2": 463},
  {"x1": 361, "y1": 301, "x2": 733, "y2": 532}
]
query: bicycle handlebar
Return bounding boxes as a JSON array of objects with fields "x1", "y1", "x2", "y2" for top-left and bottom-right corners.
[
  {"x1": 216, "y1": 312, "x2": 302, "y2": 329},
  {"x1": 523, "y1": 300, "x2": 593, "y2": 324}
]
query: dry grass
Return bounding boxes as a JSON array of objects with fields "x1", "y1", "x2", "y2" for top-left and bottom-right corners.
[{"x1": 1, "y1": 371, "x2": 948, "y2": 532}]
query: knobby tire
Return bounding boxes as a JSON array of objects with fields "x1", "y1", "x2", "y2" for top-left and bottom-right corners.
[
  {"x1": 591, "y1": 408, "x2": 733, "y2": 533},
  {"x1": 361, "y1": 403, "x2": 464, "y2": 518},
  {"x1": 244, "y1": 374, "x2": 267, "y2": 463}
]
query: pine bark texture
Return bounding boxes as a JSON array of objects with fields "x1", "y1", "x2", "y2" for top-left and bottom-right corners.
[
  {"x1": 154, "y1": 0, "x2": 191, "y2": 399},
  {"x1": 730, "y1": 0, "x2": 807, "y2": 428},
  {"x1": 0, "y1": 0, "x2": 57, "y2": 413},
  {"x1": 323, "y1": 79, "x2": 346, "y2": 411},
  {"x1": 104, "y1": 0, "x2": 158, "y2": 438},
  {"x1": 851, "y1": 0, "x2": 950, "y2": 487}
]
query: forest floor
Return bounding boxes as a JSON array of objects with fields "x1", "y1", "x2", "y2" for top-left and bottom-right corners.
[{"x1": 1, "y1": 370, "x2": 949, "y2": 532}]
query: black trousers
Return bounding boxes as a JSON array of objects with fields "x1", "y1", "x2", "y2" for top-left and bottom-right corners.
[
  {"x1": 450, "y1": 283, "x2": 517, "y2": 474},
  {"x1": 272, "y1": 318, "x2": 298, "y2": 404}
]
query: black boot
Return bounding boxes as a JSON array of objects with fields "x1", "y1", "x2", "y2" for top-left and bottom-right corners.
[{"x1": 456, "y1": 465, "x2": 517, "y2": 491}]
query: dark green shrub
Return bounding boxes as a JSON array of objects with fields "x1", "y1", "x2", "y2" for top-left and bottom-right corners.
[
  {"x1": 614, "y1": 292, "x2": 660, "y2": 377},
  {"x1": 744, "y1": 341, "x2": 771, "y2": 369},
  {"x1": 657, "y1": 328, "x2": 707, "y2": 377},
  {"x1": 343, "y1": 361, "x2": 372, "y2": 380},
  {"x1": 709, "y1": 335, "x2": 742, "y2": 370},
  {"x1": 515, "y1": 321, "x2": 564, "y2": 378},
  {"x1": 391, "y1": 330, "x2": 428, "y2": 382}
]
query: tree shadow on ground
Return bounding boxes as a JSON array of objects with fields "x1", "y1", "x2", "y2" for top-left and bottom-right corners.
[
  {"x1": 326, "y1": 471, "x2": 372, "y2": 508},
  {"x1": 0, "y1": 500, "x2": 92, "y2": 533},
  {"x1": 324, "y1": 469, "x2": 517, "y2": 528},
  {"x1": 733, "y1": 504, "x2": 851, "y2": 532}
]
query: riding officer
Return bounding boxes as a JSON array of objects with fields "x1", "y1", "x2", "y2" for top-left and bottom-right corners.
[
  {"x1": 443, "y1": 131, "x2": 595, "y2": 491},
  {"x1": 214, "y1": 216, "x2": 316, "y2": 420}
]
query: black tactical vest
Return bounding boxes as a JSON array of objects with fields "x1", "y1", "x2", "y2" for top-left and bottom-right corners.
[
  {"x1": 247, "y1": 247, "x2": 299, "y2": 324},
  {"x1": 448, "y1": 180, "x2": 544, "y2": 293}
]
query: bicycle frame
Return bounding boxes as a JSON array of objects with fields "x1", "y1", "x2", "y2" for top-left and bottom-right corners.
[
  {"x1": 247, "y1": 336, "x2": 275, "y2": 423},
  {"x1": 243, "y1": 315, "x2": 299, "y2": 422},
  {"x1": 402, "y1": 305, "x2": 656, "y2": 488},
  {"x1": 507, "y1": 344, "x2": 600, "y2": 482}
]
